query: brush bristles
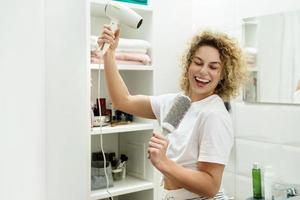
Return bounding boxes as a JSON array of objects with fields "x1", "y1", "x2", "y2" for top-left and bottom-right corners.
[{"x1": 163, "y1": 94, "x2": 191, "y2": 129}]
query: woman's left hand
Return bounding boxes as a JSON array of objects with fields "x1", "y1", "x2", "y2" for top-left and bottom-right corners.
[{"x1": 148, "y1": 132, "x2": 169, "y2": 171}]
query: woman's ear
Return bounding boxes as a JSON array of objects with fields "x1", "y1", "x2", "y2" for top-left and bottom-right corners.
[
  {"x1": 220, "y1": 65, "x2": 226, "y2": 81},
  {"x1": 220, "y1": 71, "x2": 225, "y2": 81}
]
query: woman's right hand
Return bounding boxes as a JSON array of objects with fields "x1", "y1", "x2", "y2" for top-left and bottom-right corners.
[{"x1": 97, "y1": 24, "x2": 120, "y2": 53}]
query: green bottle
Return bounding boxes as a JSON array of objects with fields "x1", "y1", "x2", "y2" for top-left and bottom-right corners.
[{"x1": 252, "y1": 162, "x2": 262, "y2": 199}]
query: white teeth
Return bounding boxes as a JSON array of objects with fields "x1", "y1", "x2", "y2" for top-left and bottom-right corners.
[{"x1": 195, "y1": 77, "x2": 210, "y2": 83}]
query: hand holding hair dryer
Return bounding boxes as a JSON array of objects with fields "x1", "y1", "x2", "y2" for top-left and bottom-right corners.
[{"x1": 100, "y1": 1, "x2": 143, "y2": 55}]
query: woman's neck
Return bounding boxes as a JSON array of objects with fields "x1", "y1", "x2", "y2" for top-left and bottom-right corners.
[{"x1": 188, "y1": 91, "x2": 214, "y2": 102}]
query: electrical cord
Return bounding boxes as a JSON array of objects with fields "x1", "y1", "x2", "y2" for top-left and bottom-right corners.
[
  {"x1": 98, "y1": 61, "x2": 114, "y2": 200},
  {"x1": 97, "y1": 1, "x2": 114, "y2": 198}
]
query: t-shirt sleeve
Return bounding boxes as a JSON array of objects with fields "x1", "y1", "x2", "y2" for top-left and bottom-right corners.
[
  {"x1": 198, "y1": 111, "x2": 234, "y2": 165},
  {"x1": 150, "y1": 95, "x2": 161, "y2": 122},
  {"x1": 150, "y1": 93, "x2": 179, "y2": 126}
]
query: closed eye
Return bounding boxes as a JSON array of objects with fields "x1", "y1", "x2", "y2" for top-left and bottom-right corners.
[
  {"x1": 193, "y1": 60, "x2": 203, "y2": 66},
  {"x1": 210, "y1": 65, "x2": 219, "y2": 70}
]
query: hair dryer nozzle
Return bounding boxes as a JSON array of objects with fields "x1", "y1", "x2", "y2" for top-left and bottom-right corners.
[{"x1": 137, "y1": 19, "x2": 143, "y2": 29}]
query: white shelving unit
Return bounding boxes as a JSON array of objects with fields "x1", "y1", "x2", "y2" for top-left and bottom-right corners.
[
  {"x1": 90, "y1": 176, "x2": 154, "y2": 200},
  {"x1": 91, "y1": 122, "x2": 154, "y2": 135},
  {"x1": 89, "y1": 1, "x2": 156, "y2": 200}
]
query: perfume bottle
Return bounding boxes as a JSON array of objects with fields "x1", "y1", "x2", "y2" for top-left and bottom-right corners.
[{"x1": 252, "y1": 162, "x2": 262, "y2": 199}]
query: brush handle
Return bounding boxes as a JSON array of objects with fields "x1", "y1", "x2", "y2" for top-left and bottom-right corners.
[{"x1": 100, "y1": 20, "x2": 118, "y2": 55}]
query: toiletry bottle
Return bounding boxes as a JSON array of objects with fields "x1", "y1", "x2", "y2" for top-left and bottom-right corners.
[
  {"x1": 252, "y1": 162, "x2": 262, "y2": 199},
  {"x1": 264, "y1": 165, "x2": 275, "y2": 200}
]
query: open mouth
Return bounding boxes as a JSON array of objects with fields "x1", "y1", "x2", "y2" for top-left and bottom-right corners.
[{"x1": 194, "y1": 76, "x2": 211, "y2": 87}]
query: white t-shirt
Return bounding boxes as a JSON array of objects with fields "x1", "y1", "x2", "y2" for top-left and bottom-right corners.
[{"x1": 150, "y1": 93, "x2": 233, "y2": 170}]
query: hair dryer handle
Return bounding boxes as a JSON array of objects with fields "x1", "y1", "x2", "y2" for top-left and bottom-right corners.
[{"x1": 100, "y1": 20, "x2": 118, "y2": 55}]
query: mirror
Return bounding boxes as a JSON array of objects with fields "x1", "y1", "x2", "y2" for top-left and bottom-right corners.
[{"x1": 242, "y1": 10, "x2": 300, "y2": 104}]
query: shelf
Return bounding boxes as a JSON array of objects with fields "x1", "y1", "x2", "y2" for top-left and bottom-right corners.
[
  {"x1": 90, "y1": 64, "x2": 154, "y2": 71},
  {"x1": 91, "y1": 122, "x2": 154, "y2": 135},
  {"x1": 90, "y1": 176, "x2": 154, "y2": 199},
  {"x1": 91, "y1": 0, "x2": 153, "y2": 18}
]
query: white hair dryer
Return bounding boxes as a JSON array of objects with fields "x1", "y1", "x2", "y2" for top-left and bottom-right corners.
[{"x1": 100, "y1": 1, "x2": 143, "y2": 55}]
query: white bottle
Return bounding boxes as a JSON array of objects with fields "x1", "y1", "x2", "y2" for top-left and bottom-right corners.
[{"x1": 264, "y1": 165, "x2": 275, "y2": 200}]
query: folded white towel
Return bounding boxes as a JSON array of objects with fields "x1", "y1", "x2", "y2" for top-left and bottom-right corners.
[
  {"x1": 244, "y1": 47, "x2": 257, "y2": 55},
  {"x1": 116, "y1": 48, "x2": 148, "y2": 54},
  {"x1": 118, "y1": 38, "x2": 151, "y2": 50},
  {"x1": 90, "y1": 36, "x2": 151, "y2": 52}
]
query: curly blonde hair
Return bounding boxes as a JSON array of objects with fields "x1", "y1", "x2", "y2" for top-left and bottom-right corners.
[{"x1": 180, "y1": 30, "x2": 247, "y2": 101}]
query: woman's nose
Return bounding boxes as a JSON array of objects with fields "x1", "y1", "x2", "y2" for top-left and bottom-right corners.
[{"x1": 199, "y1": 64, "x2": 208, "y2": 75}]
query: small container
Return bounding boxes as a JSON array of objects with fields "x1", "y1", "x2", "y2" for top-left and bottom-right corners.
[
  {"x1": 121, "y1": 162, "x2": 126, "y2": 179},
  {"x1": 91, "y1": 161, "x2": 113, "y2": 190},
  {"x1": 93, "y1": 115, "x2": 110, "y2": 127},
  {"x1": 272, "y1": 183, "x2": 288, "y2": 200},
  {"x1": 252, "y1": 162, "x2": 262, "y2": 199},
  {"x1": 112, "y1": 168, "x2": 123, "y2": 181}
]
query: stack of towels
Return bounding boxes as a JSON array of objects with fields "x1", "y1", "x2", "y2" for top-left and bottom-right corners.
[
  {"x1": 90, "y1": 36, "x2": 151, "y2": 65},
  {"x1": 244, "y1": 47, "x2": 257, "y2": 69}
]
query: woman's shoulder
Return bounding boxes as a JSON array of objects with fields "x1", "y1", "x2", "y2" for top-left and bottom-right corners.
[
  {"x1": 198, "y1": 107, "x2": 232, "y2": 131},
  {"x1": 152, "y1": 92, "x2": 181, "y2": 103},
  {"x1": 200, "y1": 96, "x2": 231, "y2": 120}
]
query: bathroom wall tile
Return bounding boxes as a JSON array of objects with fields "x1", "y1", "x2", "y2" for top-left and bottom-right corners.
[
  {"x1": 234, "y1": 103, "x2": 282, "y2": 143},
  {"x1": 222, "y1": 171, "x2": 235, "y2": 199},
  {"x1": 234, "y1": 103, "x2": 300, "y2": 147},
  {"x1": 235, "y1": 175, "x2": 252, "y2": 200},
  {"x1": 235, "y1": 139, "x2": 283, "y2": 177},
  {"x1": 276, "y1": 106, "x2": 300, "y2": 147},
  {"x1": 225, "y1": 143, "x2": 236, "y2": 173},
  {"x1": 280, "y1": 145, "x2": 300, "y2": 184}
]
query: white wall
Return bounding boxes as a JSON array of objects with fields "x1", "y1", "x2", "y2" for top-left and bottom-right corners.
[
  {"x1": 192, "y1": 0, "x2": 238, "y2": 34},
  {"x1": 45, "y1": 0, "x2": 90, "y2": 200},
  {"x1": 152, "y1": 0, "x2": 194, "y2": 95},
  {"x1": 0, "y1": 1, "x2": 45, "y2": 200}
]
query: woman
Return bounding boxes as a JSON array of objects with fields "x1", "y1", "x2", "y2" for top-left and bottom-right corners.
[{"x1": 98, "y1": 25, "x2": 246, "y2": 200}]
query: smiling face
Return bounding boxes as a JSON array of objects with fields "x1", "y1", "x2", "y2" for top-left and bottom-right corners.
[{"x1": 188, "y1": 45, "x2": 223, "y2": 101}]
